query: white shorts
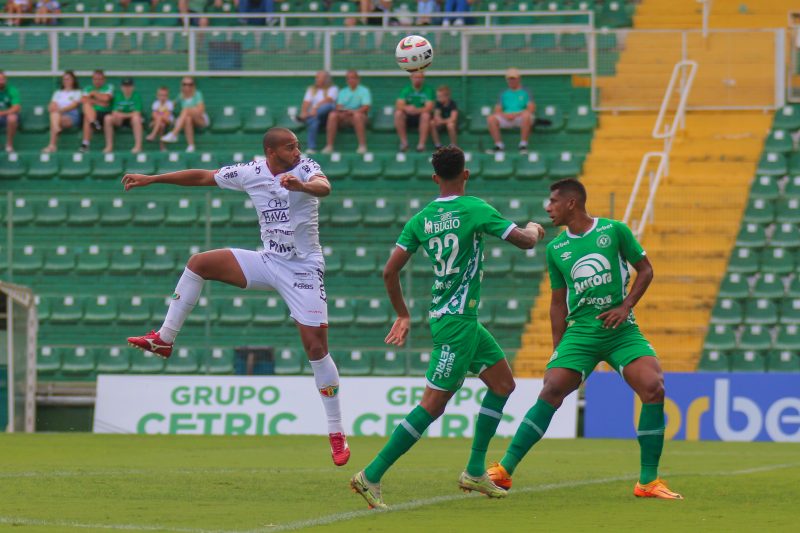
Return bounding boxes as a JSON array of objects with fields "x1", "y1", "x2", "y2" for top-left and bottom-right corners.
[
  {"x1": 497, "y1": 115, "x2": 524, "y2": 129},
  {"x1": 230, "y1": 248, "x2": 328, "y2": 327}
]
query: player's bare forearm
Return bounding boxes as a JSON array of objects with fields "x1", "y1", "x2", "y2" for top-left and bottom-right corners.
[
  {"x1": 383, "y1": 247, "x2": 412, "y2": 319},
  {"x1": 506, "y1": 222, "x2": 545, "y2": 250},
  {"x1": 281, "y1": 175, "x2": 331, "y2": 197},
  {"x1": 121, "y1": 169, "x2": 216, "y2": 191},
  {"x1": 622, "y1": 257, "x2": 653, "y2": 310},
  {"x1": 550, "y1": 288, "x2": 568, "y2": 349}
]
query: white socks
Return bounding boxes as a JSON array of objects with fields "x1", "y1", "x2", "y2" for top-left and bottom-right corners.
[
  {"x1": 158, "y1": 267, "x2": 204, "y2": 343},
  {"x1": 309, "y1": 354, "x2": 344, "y2": 435}
]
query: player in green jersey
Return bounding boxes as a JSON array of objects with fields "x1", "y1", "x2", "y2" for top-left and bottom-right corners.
[
  {"x1": 487, "y1": 178, "x2": 683, "y2": 500},
  {"x1": 350, "y1": 146, "x2": 545, "y2": 509}
]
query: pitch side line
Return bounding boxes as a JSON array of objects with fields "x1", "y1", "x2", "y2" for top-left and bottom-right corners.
[{"x1": 0, "y1": 516, "x2": 232, "y2": 533}]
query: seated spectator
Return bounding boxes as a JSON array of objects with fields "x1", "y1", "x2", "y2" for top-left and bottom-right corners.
[
  {"x1": 43, "y1": 70, "x2": 81, "y2": 153},
  {"x1": 5, "y1": 0, "x2": 31, "y2": 26},
  {"x1": 104, "y1": 77, "x2": 144, "y2": 154},
  {"x1": 178, "y1": 0, "x2": 211, "y2": 27},
  {"x1": 323, "y1": 70, "x2": 371, "y2": 154},
  {"x1": 237, "y1": 0, "x2": 276, "y2": 26},
  {"x1": 416, "y1": 0, "x2": 437, "y2": 25},
  {"x1": 0, "y1": 71, "x2": 20, "y2": 153},
  {"x1": 299, "y1": 71, "x2": 337, "y2": 154},
  {"x1": 161, "y1": 76, "x2": 208, "y2": 153},
  {"x1": 394, "y1": 71, "x2": 434, "y2": 153},
  {"x1": 487, "y1": 67, "x2": 535, "y2": 154},
  {"x1": 80, "y1": 69, "x2": 114, "y2": 152},
  {"x1": 367, "y1": 0, "x2": 399, "y2": 26},
  {"x1": 146, "y1": 86, "x2": 175, "y2": 150},
  {"x1": 442, "y1": 0, "x2": 470, "y2": 26},
  {"x1": 430, "y1": 85, "x2": 458, "y2": 149},
  {"x1": 33, "y1": 0, "x2": 60, "y2": 25}
]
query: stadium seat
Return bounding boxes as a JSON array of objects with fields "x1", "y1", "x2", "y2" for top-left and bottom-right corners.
[
  {"x1": 710, "y1": 298, "x2": 743, "y2": 325},
  {"x1": 21, "y1": 105, "x2": 49, "y2": 133},
  {"x1": 549, "y1": 151, "x2": 581, "y2": 178},
  {"x1": 749, "y1": 176, "x2": 780, "y2": 200},
  {"x1": 322, "y1": 247, "x2": 342, "y2": 274},
  {"x1": 337, "y1": 350, "x2": 373, "y2": 376},
  {"x1": 0, "y1": 31, "x2": 20, "y2": 52},
  {"x1": 117, "y1": 295, "x2": 155, "y2": 324},
  {"x1": 49, "y1": 295, "x2": 84, "y2": 324},
  {"x1": 207, "y1": 197, "x2": 231, "y2": 225},
  {"x1": 183, "y1": 296, "x2": 219, "y2": 326},
  {"x1": 111, "y1": 32, "x2": 138, "y2": 52},
  {"x1": 37, "y1": 346, "x2": 62, "y2": 375},
  {"x1": 141, "y1": 31, "x2": 168, "y2": 52},
  {"x1": 482, "y1": 152, "x2": 515, "y2": 180},
  {"x1": 767, "y1": 350, "x2": 800, "y2": 372},
  {"x1": 355, "y1": 298, "x2": 391, "y2": 327},
  {"x1": 165, "y1": 348, "x2": 201, "y2": 374},
  {"x1": 243, "y1": 105, "x2": 275, "y2": 133},
  {"x1": 718, "y1": 273, "x2": 749, "y2": 299},
  {"x1": 82, "y1": 32, "x2": 108, "y2": 52},
  {"x1": 788, "y1": 278, "x2": 800, "y2": 298},
  {"x1": 774, "y1": 324, "x2": 800, "y2": 350},
  {"x1": 764, "y1": 129, "x2": 793, "y2": 153},
  {"x1": 211, "y1": 106, "x2": 242, "y2": 133},
  {"x1": 11, "y1": 197, "x2": 34, "y2": 225},
  {"x1": 784, "y1": 176, "x2": 800, "y2": 198},
  {"x1": 727, "y1": 248, "x2": 760, "y2": 274},
  {"x1": 755, "y1": 152, "x2": 787, "y2": 177},
  {"x1": 218, "y1": 297, "x2": 253, "y2": 325},
  {"x1": 95, "y1": 347, "x2": 131, "y2": 373},
  {"x1": 134, "y1": 200, "x2": 167, "y2": 226},
  {"x1": 779, "y1": 299, "x2": 800, "y2": 324},
  {"x1": 58, "y1": 32, "x2": 80, "y2": 52},
  {"x1": 697, "y1": 349, "x2": 730, "y2": 372},
  {"x1": 363, "y1": 197, "x2": 397, "y2": 227},
  {"x1": 126, "y1": 152, "x2": 157, "y2": 175},
  {"x1": 775, "y1": 198, "x2": 800, "y2": 224},
  {"x1": 566, "y1": 104, "x2": 598, "y2": 133},
  {"x1": 536, "y1": 105, "x2": 565, "y2": 133},
  {"x1": 75, "y1": 244, "x2": 109, "y2": 274},
  {"x1": 68, "y1": 198, "x2": 101, "y2": 226},
  {"x1": 494, "y1": 299, "x2": 528, "y2": 327},
  {"x1": 25, "y1": 152, "x2": 58, "y2": 180},
  {"x1": 43, "y1": 245, "x2": 76, "y2": 274},
  {"x1": 205, "y1": 347, "x2": 235, "y2": 374},
  {"x1": 751, "y1": 273, "x2": 784, "y2": 299},
  {"x1": 770, "y1": 223, "x2": 800, "y2": 248},
  {"x1": 742, "y1": 198, "x2": 775, "y2": 224},
  {"x1": 14, "y1": 245, "x2": 44, "y2": 274},
  {"x1": 108, "y1": 245, "x2": 142, "y2": 274},
  {"x1": 142, "y1": 245, "x2": 177, "y2": 274},
  {"x1": 155, "y1": 152, "x2": 191, "y2": 174},
  {"x1": 772, "y1": 105, "x2": 800, "y2": 130},
  {"x1": 371, "y1": 349, "x2": 406, "y2": 376},
  {"x1": 35, "y1": 297, "x2": 49, "y2": 323},
  {"x1": 130, "y1": 350, "x2": 165, "y2": 373},
  {"x1": 61, "y1": 346, "x2": 96, "y2": 376},
  {"x1": 484, "y1": 246, "x2": 513, "y2": 276},
  {"x1": 36, "y1": 197, "x2": 68, "y2": 226},
  {"x1": 743, "y1": 299, "x2": 779, "y2": 325},
  {"x1": 328, "y1": 298, "x2": 356, "y2": 326},
  {"x1": 230, "y1": 199, "x2": 258, "y2": 226},
  {"x1": 351, "y1": 153, "x2": 383, "y2": 180},
  {"x1": 738, "y1": 324, "x2": 772, "y2": 350},
  {"x1": 252, "y1": 297, "x2": 288, "y2": 326},
  {"x1": 330, "y1": 198, "x2": 362, "y2": 226},
  {"x1": 730, "y1": 349, "x2": 767, "y2": 372},
  {"x1": 343, "y1": 247, "x2": 377, "y2": 274},
  {"x1": 408, "y1": 351, "x2": 432, "y2": 376},
  {"x1": 60, "y1": 152, "x2": 93, "y2": 179},
  {"x1": 0, "y1": 153, "x2": 26, "y2": 179},
  {"x1": 735, "y1": 223, "x2": 767, "y2": 247},
  {"x1": 163, "y1": 198, "x2": 200, "y2": 226},
  {"x1": 274, "y1": 347, "x2": 304, "y2": 375},
  {"x1": 514, "y1": 247, "x2": 546, "y2": 275},
  {"x1": 761, "y1": 247, "x2": 795, "y2": 275},
  {"x1": 92, "y1": 153, "x2": 125, "y2": 180},
  {"x1": 232, "y1": 31, "x2": 256, "y2": 51},
  {"x1": 260, "y1": 32, "x2": 287, "y2": 53}
]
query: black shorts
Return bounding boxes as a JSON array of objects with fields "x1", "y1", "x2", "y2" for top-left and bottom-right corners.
[
  {"x1": 406, "y1": 114, "x2": 421, "y2": 129},
  {"x1": 95, "y1": 110, "x2": 110, "y2": 124}
]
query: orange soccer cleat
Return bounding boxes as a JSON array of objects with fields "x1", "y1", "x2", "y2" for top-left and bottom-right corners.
[
  {"x1": 634, "y1": 479, "x2": 683, "y2": 500},
  {"x1": 486, "y1": 462, "x2": 512, "y2": 491}
]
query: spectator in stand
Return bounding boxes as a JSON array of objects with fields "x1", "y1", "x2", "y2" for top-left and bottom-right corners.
[
  {"x1": 5, "y1": 0, "x2": 31, "y2": 26},
  {"x1": 146, "y1": 86, "x2": 175, "y2": 150},
  {"x1": 299, "y1": 71, "x2": 338, "y2": 154},
  {"x1": 366, "y1": 0, "x2": 399, "y2": 26},
  {"x1": 33, "y1": 0, "x2": 60, "y2": 25},
  {"x1": 487, "y1": 67, "x2": 535, "y2": 154},
  {"x1": 178, "y1": 0, "x2": 211, "y2": 26},
  {"x1": 43, "y1": 71, "x2": 81, "y2": 153},
  {"x1": 80, "y1": 69, "x2": 114, "y2": 152},
  {"x1": 323, "y1": 70, "x2": 371, "y2": 155},
  {"x1": 416, "y1": 0, "x2": 437, "y2": 25},
  {"x1": 0, "y1": 71, "x2": 21, "y2": 153},
  {"x1": 237, "y1": 0, "x2": 277, "y2": 26},
  {"x1": 394, "y1": 71, "x2": 434, "y2": 153},
  {"x1": 442, "y1": 0, "x2": 470, "y2": 26},
  {"x1": 103, "y1": 77, "x2": 144, "y2": 154},
  {"x1": 430, "y1": 85, "x2": 458, "y2": 149},
  {"x1": 160, "y1": 76, "x2": 208, "y2": 153},
  {"x1": 120, "y1": 0, "x2": 159, "y2": 9}
]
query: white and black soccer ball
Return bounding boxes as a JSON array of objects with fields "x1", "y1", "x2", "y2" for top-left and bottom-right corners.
[{"x1": 395, "y1": 35, "x2": 434, "y2": 73}]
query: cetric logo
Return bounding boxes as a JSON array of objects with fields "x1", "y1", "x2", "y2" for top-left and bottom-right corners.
[{"x1": 570, "y1": 253, "x2": 612, "y2": 294}]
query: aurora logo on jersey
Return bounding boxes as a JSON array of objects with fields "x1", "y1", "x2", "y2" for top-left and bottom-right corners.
[
  {"x1": 570, "y1": 253, "x2": 613, "y2": 294},
  {"x1": 424, "y1": 211, "x2": 461, "y2": 234}
]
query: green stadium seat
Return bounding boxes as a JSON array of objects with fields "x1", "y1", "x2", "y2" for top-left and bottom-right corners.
[
  {"x1": 355, "y1": 298, "x2": 391, "y2": 327},
  {"x1": 383, "y1": 152, "x2": 417, "y2": 180},
  {"x1": 767, "y1": 350, "x2": 800, "y2": 372},
  {"x1": 775, "y1": 198, "x2": 800, "y2": 224},
  {"x1": 172, "y1": 31, "x2": 189, "y2": 52},
  {"x1": 58, "y1": 32, "x2": 80, "y2": 52},
  {"x1": 371, "y1": 349, "x2": 406, "y2": 376},
  {"x1": 60, "y1": 152, "x2": 93, "y2": 179},
  {"x1": 93, "y1": 153, "x2": 125, "y2": 180},
  {"x1": 397, "y1": 197, "x2": 423, "y2": 225},
  {"x1": 371, "y1": 105, "x2": 397, "y2": 133},
  {"x1": 514, "y1": 246, "x2": 546, "y2": 275},
  {"x1": 482, "y1": 152, "x2": 515, "y2": 180},
  {"x1": 697, "y1": 349, "x2": 730, "y2": 372},
  {"x1": 0, "y1": 31, "x2": 20, "y2": 52},
  {"x1": 531, "y1": 33, "x2": 558, "y2": 51},
  {"x1": 598, "y1": 0, "x2": 632, "y2": 28},
  {"x1": 764, "y1": 129, "x2": 793, "y2": 153},
  {"x1": 205, "y1": 347, "x2": 235, "y2": 374},
  {"x1": 37, "y1": 346, "x2": 62, "y2": 375},
  {"x1": 153, "y1": 1, "x2": 181, "y2": 26},
  {"x1": 500, "y1": 33, "x2": 527, "y2": 52},
  {"x1": 165, "y1": 347, "x2": 201, "y2": 374},
  {"x1": 76, "y1": 244, "x2": 110, "y2": 274},
  {"x1": 141, "y1": 31, "x2": 167, "y2": 52},
  {"x1": 322, "y1": 246, "x2": 342, "y2": 273},
  {"x1": 755, "y1": 152, "x2": 787, "y2": 177},
  {"x1": 83, "y1": 295, "x2": 118, "y2": 324},
  {"x1": 36, "y1": 197, "x2": 68, "y2": 226},
  {"x1": 560, "y1": 33, "x2": 587, "y2": 50},
  {"x1": 25, "y1": 152, "x2": 58, "y2": 180},
  {"x1": 494, "y1": 299, "x2": 528, "y2": 327},
  {"x1": 92, "y1": 1, "x2": 122, "y2": 26},
  {"x1": 208, "y1": 197, "x2": 231, "y2": 225},
  {"x1": 154, "y1": 151, "x2": 190, "y2": 174},
  {"x1": 351, "y1": 153, "x2": 383, "y2": 180},
  {"x1": 515, "y1": 151, "x2": 549, "y2": 180},
  {"x1": 408, "y1": 350, "x2": 432, "y2": 376},
  {"x1": 117, "y1": 295, "x2": 155, "y2": 324},
  {"x1": 130, "y1": 350, "x2": 165, "y2": 373},
  {"x1": 260, "y1": 32, "x2": 287, "y2": 53},
  {"x1": 785, "y1": 176, "x2": 800, "y2": 198},
  {"x1": 536, "y1": 105, "x2": 565, "y2": 133},
  {"x1": 112, "y1": 32, "x2": 138, "y2": 52},
  {"x1": 467, "y1": 105, "x2": 492, "y2": 133},
  {"x1": 752, "y1": 273, "x2": 784, "y2": 299},
  {"x1": 22, "y1": 105, "x2": 49, "y2": 133},
  {"x1": 566, "y1": 104, "x2": 597, "y2": 133},
  {"x1": 0, "y1": 153, "x2": 26, "y2": 179},
  {"x1": 770, "y1": 223, "x2": 800, "y2": 248},
  {"x1": 735, "y1": 223, "x2": 767, "y2": 248},
  {"x1": 134, "y1": 200, "x2": 167, "y2": 226},
  {"x1": 328, "y1": 298, "x2": 356, "y2": 326},
  {"x1": 252, "y1": 296, "x2": 288, "y2": 326},
  {"x1": 231, "y1": 198, "x2": 257, "y2": 226},
  {"x1": 183, "y1": 296, "x2": 218, "y2": 326},
  {"x1": 337, "y1": 350, "x2": 373, "y2": 376},
  {"x1": 96, "y1": 347, "x2": 131, "y2": 374},
  {"x1": 142, "y1": 245, "x2": 176, "y2": 274},
  {"x1": 779, "y1": 298, "x2": 800, "y2": 324},
  {"x1": 343, "y1": 247, "x2": 377, "y2": 274},
  {"x1": 549, "y1": 151, "x2": 581, "y2": 178},
  {"x1": 210, "y1": 105, "x2": 242, "y2": 133},
  {"x1": 412, "y1": 248, "x2": 433, "y2": 275},
  {"x1": 730, "y1": 349, "x2": 767, "y2": 372},
  {"x1": 484, "y1": 246, "x2": 513, "y2": 275},
  {"x1": 274, "y1": 347, "x2": 305, "y2": 375},
  {"x1": 742, "y1": 198, "x2": 774, "y2": 224},
  {"x1": 774, "y1": 324, "x2": 800, "y2": 350},
  {"x1": 772, "y1": 105, "x2": 800, "y2": 130},
  {"x1": 50, "y1": 295, "x2": 84, "y2": 324},
  {"x1": 363, "y1": 197, "x2": 397, "y2": 227},
  {"x1": 243, "y1": 105, "x2": 275, "y2": 133},
  {"x1": 788, "y1": 278, "x2": 800, "y2": 298},
  {"x1": 738, "y1": 324, "x2": 772, "y2": 349},
  {"x1": 218, "y1": 297, "x2": 253, "y2": 326},
  {"x1": 232, "y1": 31, "x2": 256, "y2": 51},
  {"x1": 761, "y1": 247, "x2": 795, "y2": 274},
  {"x1": 331, "y1": 197, "x2": 362, "y2": 226},
  {"x1": 61, "y1": 346, "x2": 96, "y2": 376},
  {"x1": 727, "y1": 247, "x2": 760, "y2": 274},
  {"x1": 750, "y1": 175, "x2": 780, "y2": 200},
  {"x1": 82, "y1": 32, "x2": 108, "y2": 52},
  {"x1": 14, "y1": 245, "x2": 44, "y2": 274},
  {"x1": 500, "y1": 198, "x2": 528, "y2": 224},
  {"x1": 43, "y1": 245, "x2": 75, "y2": 274},
  {"x1": 68, "y1": 198, "x2": 100, "y2": 226},
  {"x1": 743, "y1": 298, "x2": 778, "y2": 325},
  {"x1": 164, "y1": 197, "x2": 199, "y2": 226},
  {"x1": 470, "y1": 35, "x2": 496, "y2": 53},
  {"x1": 710, "y1": 298, "x2": 742, "y2": 325},
  {"x1": 109, "y1": 245, "x2": 142, "y2": 274},
  {"x1": 126, "y1": 152, "x2": 157, "y2": 175},
  {"x1": 718, "y1": 272, "x2": 749, "y2": 299}
]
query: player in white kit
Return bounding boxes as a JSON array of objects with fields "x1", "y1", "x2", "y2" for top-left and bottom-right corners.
[{"x1": 122, "y1": 128, "x2": 350, "y2": 466}]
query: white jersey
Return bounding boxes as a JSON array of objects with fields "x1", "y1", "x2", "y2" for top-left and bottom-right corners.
[{"x1": 214, "y1": 158, "x2": 326, "y2": 259}]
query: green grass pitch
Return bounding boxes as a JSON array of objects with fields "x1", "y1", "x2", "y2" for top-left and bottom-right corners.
[{"x1": 0, "y1": 434, "x2": 797, "y2": 532}]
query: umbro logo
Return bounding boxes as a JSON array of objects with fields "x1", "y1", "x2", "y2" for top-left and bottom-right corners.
[{"x1": 560, "y1": 251, "x2": 572, "y2": 261}]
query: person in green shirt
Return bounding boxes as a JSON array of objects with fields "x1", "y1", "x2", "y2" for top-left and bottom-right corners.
[
  {"x1": 161, "y1": 76, "x2": 208, "y2": 154},
  {"x1": 350, "y1": 145, "x2": 545, "y2": 509},
  {"x1": 103, "y1": 77, "x2": 144, "y2": 154},
  {"x1": 0, "y1": 71, "x2": 21, "y2": 153},
  {"x1": 394, "y1": 71, "x2": 435, "y2": 153},
  {"x1": 80, "y1": 69, "x2": 114, "y2": 152},
  {"x1": 487, "y1": 178, "x2": 683, "y2": 500}
]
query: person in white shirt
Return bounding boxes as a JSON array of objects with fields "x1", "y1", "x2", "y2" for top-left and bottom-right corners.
[
  {"x1": 122, "y1": 127, "x2": 350, "y2": 467},
  {"x1": 146, "y1": 86, "x2": 175, "y2": 149},
  {"x1": 43, "y1": 71, "x2": 81, "y2": 153},
  {"x1": 298, "y1": 71, "x2": 338, "y2": 154}
]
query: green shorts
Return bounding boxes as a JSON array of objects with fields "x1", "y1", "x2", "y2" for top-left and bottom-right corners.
[
  {"x1": 427, "y1": 315, "x2": 506, "y2": 392},
  {"x1": 546, "y1": 324, "x2": 657, "y2": 381}
]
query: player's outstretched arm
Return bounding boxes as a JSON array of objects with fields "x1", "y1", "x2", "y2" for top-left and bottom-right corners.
[
  {"x1": 506, "y1": 222, "x2": 545, "y2": 250},
  {"x1": 121, "y1": 169, "x2": 217, "y2": 191},
  {"x1": 597, "y1": 256, "x2": 653, "y2": 329},
  {"x1": 279, "y1": 174, "x2": 331, "y2": 198},
  {"x1": 550, "y1": 287, "x2": 568, "y2": 349},
  {"x1": 383, "y1": 247, "x2": 413, "y2": 346}
]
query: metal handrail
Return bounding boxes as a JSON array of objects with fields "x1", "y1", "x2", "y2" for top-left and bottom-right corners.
[
  {"x1": 652, "y1": 60, "x2": 698, "y2": 175},
  {"x1": 622, "y1": 152, "x2": 667, "y2": 240},
  {"x1": 697, "y1": 0, "x2": 712, "y2": 39}
]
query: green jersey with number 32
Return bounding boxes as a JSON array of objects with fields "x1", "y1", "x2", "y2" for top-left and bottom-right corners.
[
  {"x1": 396, "y1": 195, "x2": 516, "y2": 318},
  {"x1": 546, "y1": 217, "x2": 646, "y2": 330}
]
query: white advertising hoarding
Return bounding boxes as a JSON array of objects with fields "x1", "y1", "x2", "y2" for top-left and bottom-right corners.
[{"x1": 94, "y1": 376, "x2": 578, "y2": 438}]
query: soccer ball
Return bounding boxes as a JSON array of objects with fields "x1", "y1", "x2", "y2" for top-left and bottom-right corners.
[{"x1": 395, "y1": 35, "x2": 434, "y2": 72}]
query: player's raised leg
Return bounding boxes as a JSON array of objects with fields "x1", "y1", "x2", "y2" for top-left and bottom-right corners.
[
  {"x1": 623, "y1": 355, "x2": 683, "y2": 499},
  {"x1": 127, "y1": 249, "x2": 246, "y2": 358}
]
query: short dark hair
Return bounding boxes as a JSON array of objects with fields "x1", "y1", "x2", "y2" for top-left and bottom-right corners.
[
  {"x1": 550, "y1": 178, "x2": 587, "y2": 205},
  {"x1": 263, "y1": 127, "x2": 295, "y2": 151},
  {"x1": 431, "y1": 145, "x2": 465, "y2": 180},
  {"x1": 93, "y1": 69, "x2": 104, "y2": 76}
]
